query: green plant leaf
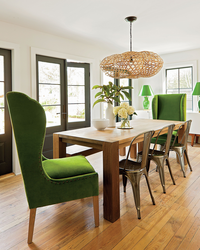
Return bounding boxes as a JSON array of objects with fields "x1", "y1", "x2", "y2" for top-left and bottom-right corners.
[
  {"x1": 119, "y1": 93, "x2": 124, "y2": 100},
  {"x1": 112, "y1": 96, "x2": 120, "y2": 102},
  {"x1": 95, "y1": 91, "x2": 103, "y2": 98},
  {"x1": 122, "y1": 91, "x2": 131, "y2": 100},
  {"x1": 92, "y1": 85, "x2": 102, "y2": 89},
  {"x1": 92, "y1": 99, "x2": 105, "y2": 107},
  {"x1": 121, "y1": 86, "x2": 133, "y2": 90}
]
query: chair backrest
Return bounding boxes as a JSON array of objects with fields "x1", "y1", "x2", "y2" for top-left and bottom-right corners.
[
  {"x1": 6, "y1": 92, "x2": 46, "y2": 199},
  {"x1": 172, "y1": 120, "x2": 192, "y2": 147},
  {"x1": 125, "y1": 131, "x2": 154, "y2": 170},
  {"x1": 152, "y1": 94, "x2": 186, "y2": 121},
  {"x1": 151, "y1": 124, "x2": 175, "y2": 155}
]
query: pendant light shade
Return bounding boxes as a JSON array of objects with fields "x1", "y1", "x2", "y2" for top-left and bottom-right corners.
[{"x1": 100, "y1": 16, "x2": 164, "y2": 79}]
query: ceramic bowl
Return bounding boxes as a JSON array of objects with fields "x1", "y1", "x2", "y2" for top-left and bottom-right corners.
[{"x1": 92, "y1": 119, "x2": 109, "y2": 130}]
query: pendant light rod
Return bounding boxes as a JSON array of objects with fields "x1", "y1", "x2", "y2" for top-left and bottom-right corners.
[{"x1": 125, "y1": 16, "x2": 137, "y2": 52}]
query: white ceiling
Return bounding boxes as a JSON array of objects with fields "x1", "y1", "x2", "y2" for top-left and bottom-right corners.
[{"x1": 0, "y1": 0, "x2": 200, "y2": 55}]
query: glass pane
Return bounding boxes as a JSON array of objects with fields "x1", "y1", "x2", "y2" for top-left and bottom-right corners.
[
  {"x1": 166, "y1": 69, "x2": 178, "y2": 89},
  {"x1": 166, "y1": 89, "x2": 178, "y2": 94},
  {"x1": 39, "y1": 84, "x2": 60, "y2": 105},
  {"x1": 43, "y1": 106, "x2": 61, "y2": 127},
  {"x1": 67, "y1": 67, "x2": 84, "y2": 85},
  {"x1": 0, "y1": 82, "x2": 4, "y2": 107},
  {"x1": 120, "y1": 79, "x2": 130, "y2": 101},
  {"x1": 180, "y1": 68, "x2": 192, "y2": 88},
  {"x1": 38, "y1": 61, "x2": 60, "y2": 84},
  {"x1": 0, "y1": 108, "x2": 4, "y2": 134},
  {"x1": 0, "y1": 56, "x2": 4, "y2": 81},
  {"x1": 68, "y1": 86, "x2": 85, "y2": 103},
  {"x1": 120, "y1": 79, "x2": 129, "y2": 87},
  {"x1": 68, "y1": 104, "x2": 85, "y2": 122}
]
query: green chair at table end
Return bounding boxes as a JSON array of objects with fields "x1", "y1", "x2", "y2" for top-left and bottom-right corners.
[
  {"x1": 151, "y1": 94, "x2": 186, "y2": 145},
  {"x1": 6, "y1": 91, "x2": 99, "y2": 244},
  {"x1": 152, "y1": 93, "x2": 186, "y2": 121}
]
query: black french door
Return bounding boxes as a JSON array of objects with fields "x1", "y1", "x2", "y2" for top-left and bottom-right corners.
[
  {"x1": 36, "y1": 55, "x2": 90, "y2": 158},
  {"x1": 0, "y1": 48, "x2": 12, "y2": 175}
]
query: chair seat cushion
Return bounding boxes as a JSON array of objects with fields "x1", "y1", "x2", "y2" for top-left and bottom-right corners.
[
  {"x1": 151, "y1": 131, "x2": 178, "y2": 145},
  {"x1": 42, "y1": 155, "x2": 95, "y2": 179}
]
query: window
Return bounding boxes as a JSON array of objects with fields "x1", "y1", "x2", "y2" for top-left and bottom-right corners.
[{"x1": 166, "y1": 66, "x2": 193, "y2": 110}]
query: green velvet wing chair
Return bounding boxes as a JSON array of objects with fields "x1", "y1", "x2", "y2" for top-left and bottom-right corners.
[
  {"x1": 152, "y1": 94, "x2": 186, "y2": 121},
  {"x1": 151, "y1": 93, "x2": 186, "y2": 144},
  {"x1": 6, "y1": 92, "x2": 99, "y2": 244}
]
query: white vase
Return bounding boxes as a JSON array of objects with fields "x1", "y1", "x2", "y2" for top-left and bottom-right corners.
[{"x1": 105, "y1": 103, "x2": 116, "y2": 127}]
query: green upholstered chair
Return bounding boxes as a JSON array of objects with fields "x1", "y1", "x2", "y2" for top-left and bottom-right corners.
[
  {"x1": 151, "y1": 94, "x2": 186, "y2": 144},
  {"x1": 6, "y1": 92, "x2": 99, "y2": 244},
  {"x1": 152, "y1": 94, "x2": 186, "y2": 121}
]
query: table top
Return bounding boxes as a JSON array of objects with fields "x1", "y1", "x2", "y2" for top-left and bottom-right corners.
[{"x1": 55, "y1": 119, "x2": 183, "y2": 148}]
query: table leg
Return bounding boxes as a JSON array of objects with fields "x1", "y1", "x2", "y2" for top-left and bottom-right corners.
[
  {"x1": 119, "y1": 147, "x2": 126, "y2": 156},
  {"x1": 191, "y1": 134, "x2": 195, "y2": 147},
  {"x1": 103, "y1": 141, "x2": 120, "y2": 222},
  {"x1": 130, "y1": 144, "x2": 137, "y2": 158},
  {"x1": 53, "y1": 134, "x2": 66, "y2": 159}
]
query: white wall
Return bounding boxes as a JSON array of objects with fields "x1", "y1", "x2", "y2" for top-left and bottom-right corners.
[{"x1": 0, "y1": 20, "x2": 116, "y2": 174}]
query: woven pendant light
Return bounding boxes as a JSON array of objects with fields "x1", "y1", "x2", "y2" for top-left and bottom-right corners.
[{"x1": 100, "y1": 16, "x2": 164, "y2": 79}]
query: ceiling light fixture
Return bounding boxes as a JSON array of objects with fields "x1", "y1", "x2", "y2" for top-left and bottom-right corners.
[{"x1": 100, "y1": 16, "x2": 164, "y2": 79}]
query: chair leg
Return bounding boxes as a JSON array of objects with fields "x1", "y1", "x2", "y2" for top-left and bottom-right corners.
[
  {"x1": 146, "y1": 159, "x2": 151, "y2": 173},
  {"x1": 122, "y1": 174, "x2": 128, "y2": 192},
  {"x1": 128, "y1": 173, "x2": 142, "y2": 219},
  {"x1": 184, "y1": 150, "x2": 193, "y2": 172},
  {"x1": 177, "y1": 152, "x2": 186, "y2": 178},
  {"x1": 157, "y1": 162, "x2": 166, "y2": 193},
  {"x1": 28, "y1": 208, "x2": 36, "y2": 244},
  {"x1": 166, "y1": 158, "x2": 176, "y2": 185},
  {"x1": 144, "y1": 170, "x2": 155, "y2": 205},
  {"x1": 93, "y1": 196, "x2": 99, "y2": 227}
]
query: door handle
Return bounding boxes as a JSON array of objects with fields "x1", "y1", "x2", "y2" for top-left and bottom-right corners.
[{"x1": 57, "y1": 105, "x2": 66, "y2": 119}]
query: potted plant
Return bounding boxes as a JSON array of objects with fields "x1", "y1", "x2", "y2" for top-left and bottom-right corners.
[
  {"x1": 92, "y1": 81, "x2": 133, "y2": 107},
  {"x1": 92, "y1": 82, "x2": 133, "y2": 127}
]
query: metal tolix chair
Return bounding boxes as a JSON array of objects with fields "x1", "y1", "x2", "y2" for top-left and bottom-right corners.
[
  {"x1": 169, "y1": 120, "x2": 192, "y2": 177},
  {"x1": 119, "y1": 131, "x2": 155, "y2": 219},
  {"x1": 138, "y1": 124, "x2": 176, "y2": 194}
]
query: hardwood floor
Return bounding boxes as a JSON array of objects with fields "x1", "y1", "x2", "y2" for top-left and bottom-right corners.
[{"x1": 1, "y1": 144, "x2": 200, "y2": 249}]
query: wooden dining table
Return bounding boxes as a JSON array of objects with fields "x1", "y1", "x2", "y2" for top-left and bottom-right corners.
[{"x1": 53, "y1": 119, "x2": 184, "y2": 223}]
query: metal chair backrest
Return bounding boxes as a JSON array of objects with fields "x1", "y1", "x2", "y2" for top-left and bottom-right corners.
[
  {"x1": 151, "y1": 124, "x2": 175, "y2": 156},
  {"x1": 124, "y1": 130, "x2": 155, "y2": 170},
  {"x1": 171, "y1": 120, "x2": 192, "y2": 148}
]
